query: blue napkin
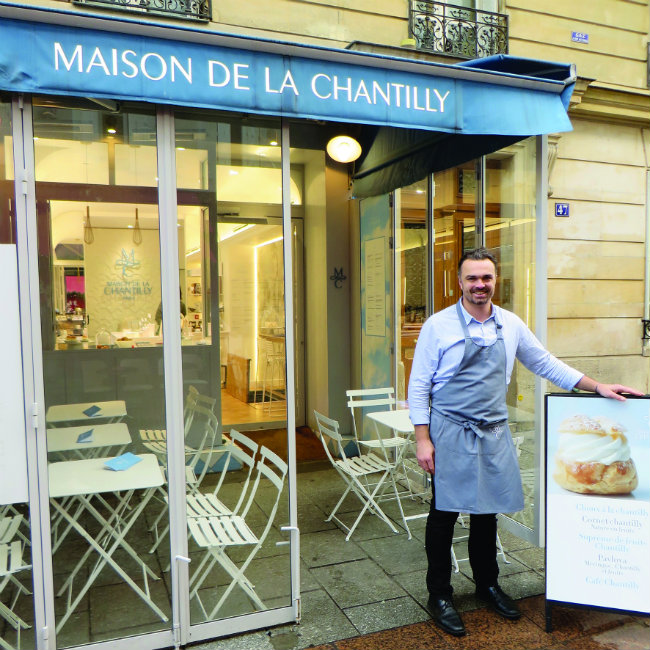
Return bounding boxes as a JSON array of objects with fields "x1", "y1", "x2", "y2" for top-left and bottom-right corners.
[
  {"x1": 83, "y1": 405, "x2": 102, "y2": 417},
  {"x1": 104, "y1": 452, "x2": 142, "y2": 472},
  {"x1": 76, "y1": 429, "x2": 94, "y2": 444}
]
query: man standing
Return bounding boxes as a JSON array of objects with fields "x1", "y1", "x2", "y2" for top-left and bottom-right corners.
[{"x1": 407, "y1": 247, "x2": 641, "y2": 637}]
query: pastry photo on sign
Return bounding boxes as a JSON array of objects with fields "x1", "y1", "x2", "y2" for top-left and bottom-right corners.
[{"x1": 553, "y1": 414, "x2": 638, "y2": 495}]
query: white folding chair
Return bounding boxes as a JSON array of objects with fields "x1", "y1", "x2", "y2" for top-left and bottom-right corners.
[
  {"x1": 148, "y1": 406, "x2": 220, "y2": 553},
  {"x1": 347, "y1": 388, "x2": 418, "y2": 504},
  {"x1": 346, "y1": 387, "x2": 396, "y2": 448},
  {"x1": 0, "y1": 525, "x2": 32, "y2": 650},
  {"x1": 138, "y1": 385, "x2": 216, "y2": 461},
  {"x1": 314, "y1": 410, "x2": 400, "y2": 541},
  {"x1": 188, "y1": 446, "x2": 288, "y2": 619},
  {"x1": 186, "y1": 430, "x2": 259, "y2": 519}
]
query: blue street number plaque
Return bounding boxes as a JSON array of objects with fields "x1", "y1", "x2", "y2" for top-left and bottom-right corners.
[
  {"x1": 555, "y1": 203, "x2": 570, "y2": 217},
  {"x1": 571, "y1": 32, "x2": 589, "y2": 44}
]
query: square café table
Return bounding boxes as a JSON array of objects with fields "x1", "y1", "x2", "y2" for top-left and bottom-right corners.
[
  {"x1": 45, "y1": 400, "x2": 127, "y2": 427},
  {"x1": 47, "y1": 422, "x2": 132, "y2": 459},
  {"x1": 48, "y1": 454, "x2": 168, "y2": 633}
]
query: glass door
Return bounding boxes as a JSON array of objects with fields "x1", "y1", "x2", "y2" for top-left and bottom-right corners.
[
  {"x1": 173, "y1": 111, "x2": 297, "y2": 641},
  {"x1": 29, "y1": 98, "x2": 174, "y2": 647},
  {"x1": 394, "y1": 180, "x2": 429, "y2": 405},
  {"x1": 13, "y1": 97, "x2": 301, "y2": 649}
]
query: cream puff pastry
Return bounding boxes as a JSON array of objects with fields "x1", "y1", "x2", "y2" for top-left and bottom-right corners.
[{"x1": 553, "y1": 414, "x2": 638, "y2": 495}]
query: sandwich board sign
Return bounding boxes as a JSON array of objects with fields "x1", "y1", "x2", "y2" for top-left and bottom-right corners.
[{"x1": 544, "y1": 394, "x2": 650, "y2": 629}]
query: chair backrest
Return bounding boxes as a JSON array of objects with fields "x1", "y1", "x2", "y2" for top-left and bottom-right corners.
[
  {"x1": 346, "y1": 387, "x2": 396, "y2": 441},
  {"x1": 184, "y1": 386, "x2": 217, "y2": 435},
  {"x1": 209, "y1": 429, "x2": 259, "y2": 516},
  {"x1": 251, "y1": 446, "x2": 287, "y2": 533},
  {"x1": 0, "y1": 516, "x2": 22, "y2": 545},
  {"x1": 314, "y1": 409, "x2": 346, "y2": 465},
  {"x1": 186, "y1": 405, "x2": 220, "y2": 489},
  {"x1": 237, "y1": 445, "x2": 287, "y2": 544}
]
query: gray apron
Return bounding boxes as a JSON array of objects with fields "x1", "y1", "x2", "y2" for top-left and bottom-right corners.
[{"x1": 429, "y1": 301, "x2": 524, "y2": 514}]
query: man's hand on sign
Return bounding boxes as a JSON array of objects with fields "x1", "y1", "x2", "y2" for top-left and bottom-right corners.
[
  {"x1": 575, "y1": 376, "x2": 644, "y2": 402},
  {"x1": 595, "y1": 383, "x2": 644, "y2": 402}
]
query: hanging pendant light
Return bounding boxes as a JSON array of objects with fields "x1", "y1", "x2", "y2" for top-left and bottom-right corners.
[
  {"x1": 83, "y1": 206, "x2": 94, "y2": 244},
  {"x1": 326, "y1": 135, "x2": 362, "y2": 163},
  {"x1": 133, "y1": 207, "x2": 143, "y2": 245}
]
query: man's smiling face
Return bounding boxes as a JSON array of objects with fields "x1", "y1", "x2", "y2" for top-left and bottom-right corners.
[{"x1": 458, "y1": 258, "x2": 496, "y2": 307}]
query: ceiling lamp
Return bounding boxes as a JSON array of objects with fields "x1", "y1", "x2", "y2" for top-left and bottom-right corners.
[{"x1": 326, "y1": 136, "x2": 362, "y2": 163}]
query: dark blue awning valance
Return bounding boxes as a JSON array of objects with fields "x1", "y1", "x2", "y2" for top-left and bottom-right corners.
[{"x1": 351, "y1": 55, "x2": 575, "y2": 198}]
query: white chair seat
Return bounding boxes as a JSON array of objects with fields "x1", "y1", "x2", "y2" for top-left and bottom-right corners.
[
  {"x1": 186, "y1": 493, "x2": 233, "y2": 518},
  {"x1": 189, "y1": 515, "x2": 258, "y2": 548},
  {"x1": 336, "y1": 454, "x2": 390, "y2": 477}
]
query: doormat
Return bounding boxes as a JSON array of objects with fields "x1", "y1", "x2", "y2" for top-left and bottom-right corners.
[{"x1": 245, "y1": 426, "x2": 326, "y2": 463}]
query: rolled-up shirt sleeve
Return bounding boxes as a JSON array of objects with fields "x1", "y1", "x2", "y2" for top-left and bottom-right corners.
[
  {"x1": 408, "y1": 318, "x2": 438, "y2": 426},
  {"x1": 514, "y1": 319, "x2": 583, "y2": 391}
]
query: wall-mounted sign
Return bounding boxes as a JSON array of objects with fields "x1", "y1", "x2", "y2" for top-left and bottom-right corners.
[
  {"x1": 555, "y1": 202, "x2": 570, "y2": 217},
  {"x1": 571, "y1": 32, "x2": 589, "y2": 44},
  {"x1": 0, "y1": 15, "x2": 574, "y2": 137},
  {"x1": 545, "y1": 394, "x2": 650, "y2": 627}
]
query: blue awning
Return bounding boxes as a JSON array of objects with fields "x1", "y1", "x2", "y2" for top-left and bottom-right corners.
[{"x1": 0, "y1": 4, "x2": 575, "y2": 196}]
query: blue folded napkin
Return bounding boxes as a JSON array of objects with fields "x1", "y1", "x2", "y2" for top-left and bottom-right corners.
[
  {"x1": 104, "y1": 452, "x2": 142, "y2": 472},
  {"x1": 76, "y1": 429, "x2": 94, "y2": 444},
  {"x1": 83, "y1": 405, "x2": 102, "y2": 417}
]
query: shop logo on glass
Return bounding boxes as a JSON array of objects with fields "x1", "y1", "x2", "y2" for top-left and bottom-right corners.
[
  {"x1": 104, "y1": 452, "x2": 143, "y2": 472},
  {"x1": 83, "y1": 405, "x2": 102, "y2": 417},
  {"x1": 115, "y1": 248, "x2": 141, "y2": 279}
]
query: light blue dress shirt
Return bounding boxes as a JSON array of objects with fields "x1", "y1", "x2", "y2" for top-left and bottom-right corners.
[{"x1": 408, "y1": 300, "x2": 583, "y2": 426}]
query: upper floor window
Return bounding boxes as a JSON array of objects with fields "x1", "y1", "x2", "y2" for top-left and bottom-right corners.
[
  {"x1": 409, "y1": 1, "x2": 508, "y2": 59},
  {"x1": 71, "y1": 0, "x2": 211, "y2": 22}
]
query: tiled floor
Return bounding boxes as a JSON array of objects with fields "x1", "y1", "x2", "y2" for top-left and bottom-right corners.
[
  {"x1": 3, "y1": 458, "x2": 648, "y2": 650},
  {"x1": 192, "y1": 460, "x2": 649, "y2": 650}
]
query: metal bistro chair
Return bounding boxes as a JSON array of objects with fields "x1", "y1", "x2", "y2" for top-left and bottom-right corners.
[
  {"x1": 138, "y1": 385, "x2": 215, "y2": 460},
  {"x1": 0, "y1": 515, "x2": 32, "y2": 650},
  {"x1": 346, "y1": 388, "x2": 417, "y2": 502},
  {"x1": 314, "y1": 410, "x2": 399, "y2": 541},
  {"x1": 148, "y1": 405, "x2": 220, "y2": 554},
  {"x1": 185, "y1": 430, "x2": 259, "y2": 520},
  {"x1": 187, "y1": 446, "x2": 288, "y2": 619}
]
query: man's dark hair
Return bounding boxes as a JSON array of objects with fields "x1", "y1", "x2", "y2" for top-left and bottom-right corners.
[{"x1": 457, "y1": 248, "x2": 498, "y2": 275}]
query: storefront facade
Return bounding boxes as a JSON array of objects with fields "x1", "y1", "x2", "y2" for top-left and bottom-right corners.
[{"x1": 0, "y1": 4, "x2": 576, "y2": 649}]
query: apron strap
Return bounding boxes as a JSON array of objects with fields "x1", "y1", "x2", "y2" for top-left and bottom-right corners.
[
  {"x1": 431, "y1": 407, "x2": 507, "y2": 439},
  {"x1": 455, "y1": 300, "x2": 504, "y2": 342}
]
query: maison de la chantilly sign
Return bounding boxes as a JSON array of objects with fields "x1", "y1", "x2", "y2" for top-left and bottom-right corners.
[{"x1": 0, "y1": 15, "x2": 574, "y2": 136}]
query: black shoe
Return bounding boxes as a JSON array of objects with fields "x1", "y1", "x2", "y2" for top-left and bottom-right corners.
[
  {"x1": 475, "y1": 585, "x2": 521, "y2": 620},
  {"x1": 426, "y1": 597, "x2": 466, "y2": 636}
]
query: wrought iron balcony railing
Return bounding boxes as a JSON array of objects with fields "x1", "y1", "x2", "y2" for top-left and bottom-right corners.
[
  {"x1": 409, "y1": 1, "x2": 508, "y2": 59},
  {"x1": 71, "y1": 0, "x2": 211, "y2": 22}
]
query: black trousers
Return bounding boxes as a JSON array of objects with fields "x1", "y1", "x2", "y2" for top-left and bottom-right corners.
[{"x1": 425, "y1": 482, "x2": 499, "y2": 598}]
